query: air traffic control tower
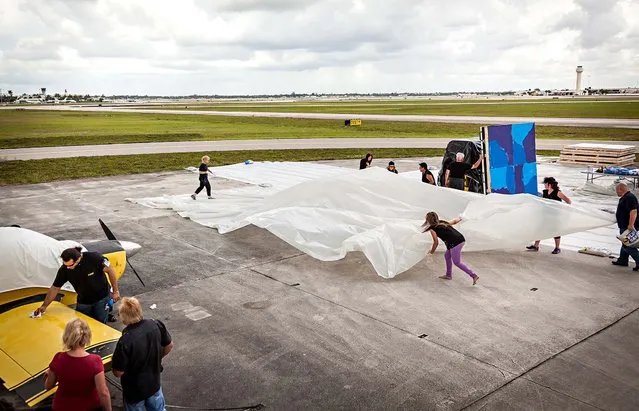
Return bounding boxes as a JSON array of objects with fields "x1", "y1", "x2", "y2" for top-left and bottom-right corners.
[{"x1": 575, "y1": 65, "x2": 584, "y2": 94}]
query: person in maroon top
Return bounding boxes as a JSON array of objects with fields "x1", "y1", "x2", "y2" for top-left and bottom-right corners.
[{"x1": 45, "y1": 318, "x2": 112, "y2": 411}]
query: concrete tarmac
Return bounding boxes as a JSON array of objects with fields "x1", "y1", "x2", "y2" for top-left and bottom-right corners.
[
  {"x1": 1, "y1": 162, "x2": 638, "y2": 410},
  {"x1": 2, "y1": 138, "x2": 638, "y2": 161},
  {"x1": 6, "y1": 104, "x2": 639, "y2": 128}
]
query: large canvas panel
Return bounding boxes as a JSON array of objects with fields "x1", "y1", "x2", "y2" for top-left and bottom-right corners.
[{"x1": 484, "y1": 123, "x2": 538, "y2": 195}]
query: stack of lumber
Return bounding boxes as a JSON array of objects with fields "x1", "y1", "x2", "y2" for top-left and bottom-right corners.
[{"x1": 559, "y1": 143, "x2": 636, "y2": 166}]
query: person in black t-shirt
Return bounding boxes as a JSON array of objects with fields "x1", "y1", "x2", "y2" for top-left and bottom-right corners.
[
  {"x1": 445, "y1": 152, "x2": 483, "y2": 190},
  {"x1": 112, "y1": 297, "x2": 173, "y2": 411},
  {"x1": 422, "y1": 211, "x2": 479, "y2": 285},
  {"x1": 526, "y1": 177, "x2": 572, "y2": 254},
  {"x1": 612, "y1": 183, "x2": 639, "y2": 270},
  {"x1": 191, "y1": 155, "x2": 213, "y2": 200},
  {"x1": 359, "y1": 153, "x2": 373, "y2": 170},
  {"x1": 387, "y1": 161, "x2": 398, "y2": 174},
  {"x1": 34, "y1": 247, "x2": 120, "y2": 323},
  {"x1": 419, "y1": 162, "x2": 435, "y2": 185}
]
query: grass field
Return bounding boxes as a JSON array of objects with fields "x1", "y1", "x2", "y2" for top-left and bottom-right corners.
[
  {"x1": 1, "y1": 110, "x2": 638, "y2": 149},
  {"x1": 142, "y1": 100, "x2": 639, "y2": 119},
  {"x1": 0, "y1": 148, "x2": 562, "y2": 186}
]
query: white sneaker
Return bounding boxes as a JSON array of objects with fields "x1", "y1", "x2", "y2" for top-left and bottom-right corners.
[
  {"x1": 191, "y1": 194, "x2": 196, "y2": 200},
  {"x1": 208, "y1": 196, "x2": 214, "y2": 199}
]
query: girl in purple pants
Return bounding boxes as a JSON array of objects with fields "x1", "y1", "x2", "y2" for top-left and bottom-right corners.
[{"x1": 422, "y1": 211, "x2": 479, "y2": 285}]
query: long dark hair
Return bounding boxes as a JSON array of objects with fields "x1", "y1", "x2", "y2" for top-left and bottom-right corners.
[
  {"x1": 425, "y1": 211, "x2": 450, "y2": 228},
  {"x1": 543, "y1": 177, "x2": 559, "y2": 191}
]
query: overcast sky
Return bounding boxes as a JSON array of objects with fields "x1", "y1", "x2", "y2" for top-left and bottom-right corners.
[{"x1": 1, "y1": 0, "x2": 637, "y2": 95}]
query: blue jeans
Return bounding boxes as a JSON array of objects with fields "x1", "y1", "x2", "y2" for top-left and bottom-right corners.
[
  {"x1": 618, "y1": 228, "x2": 639, "y2": 266},
  {"x1": 124, "y1": 388, "x2": 165, "y2": 411},
  {"x1": 75, "y1": 295, "x2": 109, "y2": 323}
]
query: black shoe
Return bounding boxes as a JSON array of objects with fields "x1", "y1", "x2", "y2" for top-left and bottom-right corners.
[
  {"x1": 612, "y1": 260, "x2": 629, "y2": 267},
  {"x1": 633, "y1": 266, "x2": 639, "y2": 272}
]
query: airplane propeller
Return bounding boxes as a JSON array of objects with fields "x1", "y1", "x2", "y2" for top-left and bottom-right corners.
[{"x1": 99, "y1": 218, "x2": 146, "y2": 287}]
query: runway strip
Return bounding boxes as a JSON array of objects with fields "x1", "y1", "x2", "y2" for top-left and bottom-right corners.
[
  {"x1": 5, "y1": 105, "x2": 639, "y2": 128},
  {"x1": 2, "y1": 138, "x2": 637, "y2": 160}
]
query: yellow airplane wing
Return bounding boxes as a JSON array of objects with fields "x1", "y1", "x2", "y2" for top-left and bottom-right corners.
[{"x1": 0, "y1": 302, "x2": 121, "y2": 407}]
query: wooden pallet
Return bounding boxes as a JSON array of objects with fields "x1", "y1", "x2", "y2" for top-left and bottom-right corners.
[
  {"x1": 560, "y1": 152, "x2": 636, "y2": 160},
  {"x1": 561, "y1": 148, "x2": 635, "y2": 157},
  {"x1": 559, "y1": 155, "x2": 635, "y2": 166},
  {"x1": 563, "y1": 143, "x2": 636, "y2": 152},
  {"x1": 560, "y1": 143, "x2": 636, "y2": 166}
]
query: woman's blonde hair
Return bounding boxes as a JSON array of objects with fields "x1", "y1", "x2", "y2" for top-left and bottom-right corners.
[
  {"x1": 62, "y1": 318, "x2": 92, "y2": 350},
  {"x1": 119, "y1": 297, "x2": 143, "y2": 325},
  {"x1": 202, "y1": 155, "x2": 210, "y2": 162}
]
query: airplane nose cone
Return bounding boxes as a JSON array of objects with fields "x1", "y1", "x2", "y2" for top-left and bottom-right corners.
[{"x1": 120, "y1": 241, "x2": 142, "y2": 258}]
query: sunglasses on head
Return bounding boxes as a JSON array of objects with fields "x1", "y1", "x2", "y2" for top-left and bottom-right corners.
[{"x1": 63, "y1": 259, "x2": 79, "y2": 269}]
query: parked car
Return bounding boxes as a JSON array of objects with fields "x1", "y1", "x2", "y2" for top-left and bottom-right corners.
[{"x1": 438, "y1": 139, "x2": 485, "y2": 193}]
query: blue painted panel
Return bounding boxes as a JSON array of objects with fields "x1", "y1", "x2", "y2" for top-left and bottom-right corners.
[
  {"x1": 489, "y1": 140, "x2": 509, "y2": 168},
  {"x1": 487, "y1": 123, "x2": 538, "y2": 195}
]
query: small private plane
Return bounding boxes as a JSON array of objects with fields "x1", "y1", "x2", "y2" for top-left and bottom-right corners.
[{"x1": 0, "y1": 220, "x2": 143, "y2": 408}]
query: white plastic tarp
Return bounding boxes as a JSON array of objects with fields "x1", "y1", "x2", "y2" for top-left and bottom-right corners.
[
  {"x1": 0, "y1": 227, "x2": 80, "y2": 293},
  {"x1": 186, "y1": 161, "x2": 351, "y2": 190},
  {"x1": 129, "y1": 163, "x2": 614, "y2": 278}
]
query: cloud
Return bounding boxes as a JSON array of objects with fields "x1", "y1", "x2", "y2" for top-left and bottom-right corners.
[
  {"x1": 0, "y1": 0, "x2": 637, "y2": 95},
  {"x1": 554, "y1": 0, "x2": 627, "y2": 48},
  {"x1": 199, "y1": 0, "x2": 320, "y2": 13}
]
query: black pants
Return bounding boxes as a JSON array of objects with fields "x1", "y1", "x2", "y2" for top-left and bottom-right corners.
[
  {"x1": 195, "y1": 179, "x2": 211, "y2": 196},
  {"x1": 449, "y1": 177, "x2": 464, "y2": 190},
  {"x1": 618, "y1": 228, "x2": 639, "y2": 264}
]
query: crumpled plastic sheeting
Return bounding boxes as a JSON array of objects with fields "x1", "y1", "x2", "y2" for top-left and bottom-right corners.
[
  {"x1": 186, "y1": 161, "x2": 351, "y2": 190},
  {"x1": 139, "y1": 161, "x2": 353, "y2": 232},
  {"x1": 129, "y1": 164, "x2": 614, "y2": 278},
  {"x1": 0, "y1": 227, "x2": 80, "y2": 293}
]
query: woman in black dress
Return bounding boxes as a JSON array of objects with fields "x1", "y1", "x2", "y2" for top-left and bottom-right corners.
[{"x1": 526, "y1": 177, "x2": 571, "y2": 254}]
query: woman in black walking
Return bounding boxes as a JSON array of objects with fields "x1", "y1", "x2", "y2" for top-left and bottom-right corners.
[{"x1": 191, "y1": 155, "x2": 213, "y2": 200}]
